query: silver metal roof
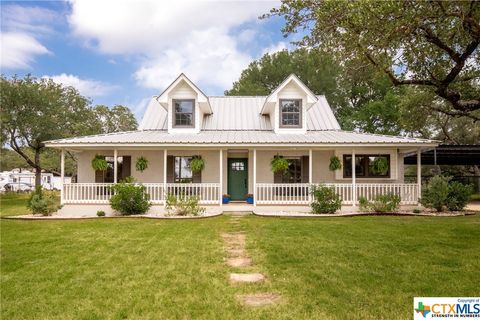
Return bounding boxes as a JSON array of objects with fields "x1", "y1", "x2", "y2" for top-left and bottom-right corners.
[
  {"x1": 139, "y1": 96, "x2": 341, "y2": 131},
  {"x1": 45, "y1": 130, "x2": 436, "y2": 146}
]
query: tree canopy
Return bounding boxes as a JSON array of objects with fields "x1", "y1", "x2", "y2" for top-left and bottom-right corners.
[{"x1": 265, "y1": 0, "x2": 480, "y2": 120}]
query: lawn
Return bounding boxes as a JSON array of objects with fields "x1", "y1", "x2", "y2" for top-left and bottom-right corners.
[
  {"x1": 1, "y1": 198, "x2": 479, "y2": 319},
  {"x1": 0, "y1": 192, "x2": 31, "y2": 217}
]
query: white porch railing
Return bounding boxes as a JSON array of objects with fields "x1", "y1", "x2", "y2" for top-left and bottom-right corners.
[
  {"x1": 62, "y1": 183, "x2": 220, "y2": 205},
  {"x1": 256, "y1": 183, "x2": 418, "y2": 205}
]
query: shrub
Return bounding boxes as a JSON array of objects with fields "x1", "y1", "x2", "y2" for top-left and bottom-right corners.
[
  {"x1": 27, "y1": 186, "x2": 58, "y2": 216},
  {"x1": 270, "y1": 155, "x2": 289, "y2": 173},
  {"x1": 165, "y1": 194, "x2": 205, "y2": 216},
  {"x1": 328, "y1": 156, "x2": 342, "y2": 171},
  {"x1": 359, "y1": 193, "x2": 401, "y2": 213},
  {"x1": 109, "y1": 179, "x2": 151, "y2": 215},
  {"x1": 446, "y1": 181, "x2": 473, "y2": 211},
  {"x1": 420, "y1": 175, "x2": 450, "y2": 212},
  {"x1": 135, "y1": 156, "x2": 149, "y2": 172},
  {"x1": 413, "y1": 208, "x2": 422, "y2": 214},
  {"x1": 310, "y1": 185, "x2": 342, "y2": 214},
  {"x1": 96, "y1": 210, "x2": 106, "y2": 217}
]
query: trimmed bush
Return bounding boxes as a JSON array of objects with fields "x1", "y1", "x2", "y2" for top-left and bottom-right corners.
[
  {"x1": 165, "y1": 194, "x2": 205, "y2": 216},
  {"x1": 310, "y1": 185, "x2": 342, "y2": 214},
  {"x1": 96, "y1": 210, "x2": 106, "y2": 217},
  {"x1": 446, "y1": 181, "x2": 473, "y2": 211},
  {"x1": 359, "y1": 193, "x2": 401, "y2": 213},
  {"x1": 109, "y1": 179, "x2": 151, "y2": 215},
  {"x1": 27, "y1": 186, "x2": 58, "y2": 216},
  {"x1": 420, "y1": 175, "x2": 450, "y2": 212}
]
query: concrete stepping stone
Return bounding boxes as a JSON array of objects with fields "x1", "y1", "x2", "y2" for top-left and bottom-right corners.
[
  {"x1": 230, "y1": 273, "x2": 265, "y2": 283},
  {"x1": 226, "y1": 248, "x2": 246, "y2": 257},
  {"x1": 237, "y1": 293, "x2": 281, "y2": 307},
  {"x1": 226, "y1": 257, "x2": 252, "y2": 267}
]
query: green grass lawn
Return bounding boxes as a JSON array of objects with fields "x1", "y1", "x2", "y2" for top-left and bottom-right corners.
[
  {"x1": 1, "y1": 198, "x2": 479, "y2": 319},
  {"x1": 0, "y1": 192, "x2": 31, "y2": 216}
]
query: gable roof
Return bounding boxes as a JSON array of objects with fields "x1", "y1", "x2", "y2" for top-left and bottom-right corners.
[
  {"x1": 139, "y1": 95, "x2": 341, "y2": 131},
  {"x1": 261, "y1": 74, "x2": 319, "y2": 114}
]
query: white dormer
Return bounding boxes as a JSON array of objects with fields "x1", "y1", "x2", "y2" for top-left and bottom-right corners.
[
  {"x1": 156, "y1": 74, "x2": 212, "y2": 133},
  {"x1": 261, "y1": 74, "x2": 318, "y2": 134}
]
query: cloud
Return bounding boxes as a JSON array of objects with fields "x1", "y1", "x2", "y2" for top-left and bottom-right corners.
[
  {"x1": 0, "y1": 4, "x2": 58, "y2": 69},
  {"x1": 44, "y1": 73, "x2": 117, "y2": 97},
  {"x1": 0, "y1": 33, "x2": 50, "y2": 69},
  {"x1": 68, "y1": 0, "x2": 279, "y2": 91},
  {"x1": 260, "y1": 41, "x2": 289, "y2": 56}
]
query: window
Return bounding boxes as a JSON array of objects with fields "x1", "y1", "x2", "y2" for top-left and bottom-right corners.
[
  {"x1": 173, "y1": 99, "x2": 195, "y2": 127},
  {"x1": 343, "y1": 155, "x2": 390, "y2": 178},
  {"x1": 280, "y1": 99, "x2": 302, "y2": 128},
  {"x1": 231, "y1": 161, "x2": 245, "y2": 171},
  {"x1": 104, "y1": 156, "x2": 124, "y2": 182},
  {"x1": 174, "y1": 156, "x2": 193, "y2": 183},
  {"x1": 282, "y1": 158, "x2": 302, "y2": 183}
]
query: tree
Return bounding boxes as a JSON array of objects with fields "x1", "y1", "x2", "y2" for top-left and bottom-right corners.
[
  {"x1": 93, "y1": 104, "x2": 138, "y2": 133},
  {"x1": 0, "y1": 75, "x2": 98, "y2": 187},
  {"x1": 265, "y1": 1, "x2": 480, "y2": 119}
]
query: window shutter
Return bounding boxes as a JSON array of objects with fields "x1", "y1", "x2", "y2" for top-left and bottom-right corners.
[
  {"x1": 273, "y1": 171, "x2": 283, "y2": 183},
  {"x1": 301, "y1": 156, "x2": 309, "y2": 183},
  {"x1": 122, "y1": 156, "x2": 131, "y2": 179},
  {"x1": 167, "y1": 156, "x2": 175, "y2": 183},
  {"x1": 95, "y1": 170, "x2": 104, "y2": 183},
  {"x1": 192, "y1": 169, "x2": 202, "y2": 183}
]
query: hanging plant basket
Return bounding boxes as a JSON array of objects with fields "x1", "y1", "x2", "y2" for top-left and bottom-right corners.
[
  {"x1": 91, "y1": 155, "x2": 108, "y2": 171},
  {"x1": 270, "y1": 155, "x2": 289, "y2": 173},
  {"x1": 371, "y1": 157, "x2": 389, "y2": 175},
  {"x1": 189, "y1": 156, "x2": 205, "y2": 173},
  {"x1": 135, "y1": 156, "x2": 149, "y2": 172},
  {"x1": 329, "y1": 156, "x2": 342, "y2": 171}
]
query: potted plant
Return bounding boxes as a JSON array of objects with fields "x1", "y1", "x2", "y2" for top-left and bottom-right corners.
[
  {"x1": 91, "y1": 155, "x2": 108, "y2": 171},
  {"x1": 222, "y1": 194, "x2": 231, "y2": 204},
  {"x1": 371, "y1": 157, "x2": 389, "y2": 175},
  {"x1": 135, "y1": 156, "x2": 149, "y2": 172},
  {"x1": 245, "y1": 193, "x2": 254, "y2": 204},
  {"x1": 189, "y1": 156, "x2": 205, "y2": 173},
  {"x1": 270, "y1": 154, "x2": 289, "y2": 173},
  {"x1": 329, "y1": 155, "x2": 342, "y2": 171}
]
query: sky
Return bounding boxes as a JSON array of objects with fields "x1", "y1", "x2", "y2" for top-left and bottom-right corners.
[{"x1": 0, "y1": 0, "x2": 293, "y2": 120}]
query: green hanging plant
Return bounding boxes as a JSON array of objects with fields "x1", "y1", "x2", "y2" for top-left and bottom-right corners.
[
  {"x1": 135, "y1": 156, "x2": 149, "y2": 172},
  {"x1": 270, "y1": 155, "x2": 289, "y2": 173},
  {"x1": 189, "y1": 156, "x2": 205, "y2": 173},
  {"x1": 91, "y1": 155, "x2": 108, "y2": 171},
  {"x1": 371, "y1": 157, "x2": 389, "y2": 175},
  {"x1": 329, "y1": 156, "x2": 342, "y2": 171}
]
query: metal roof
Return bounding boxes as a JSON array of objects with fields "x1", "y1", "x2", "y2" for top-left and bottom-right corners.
[
  {"x1": 139, "y1": 96, "x2": 340, "y2": 131},
  {"x1": 45, "y1": 130, "x2": 436, "y2": 147}
]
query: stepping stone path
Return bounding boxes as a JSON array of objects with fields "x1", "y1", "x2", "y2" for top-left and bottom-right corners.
[{"x1": 222, "y1": 214, "x2": 281, "y2": 307}]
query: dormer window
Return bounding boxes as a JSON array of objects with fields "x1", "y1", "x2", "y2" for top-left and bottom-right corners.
[
  {"x1": 280, "y1": 99, "x2": 302, "y2": 128},
  {"x1": 173, "y1": 99, "x2": 195, "y2": 127}
]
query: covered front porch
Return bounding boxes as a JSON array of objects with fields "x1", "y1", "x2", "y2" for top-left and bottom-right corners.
[{"x1": 58, "y1": 147, "x2": 424, "y2": 208}]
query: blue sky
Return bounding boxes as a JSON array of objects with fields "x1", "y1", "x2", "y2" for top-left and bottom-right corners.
[{"x1": 0, "y1": 0, "x2": 293, "y2": 120}]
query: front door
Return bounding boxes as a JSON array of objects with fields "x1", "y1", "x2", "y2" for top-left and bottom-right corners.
[{"x1": 228, "y1": 158, "x2": 248, "y2": 201}]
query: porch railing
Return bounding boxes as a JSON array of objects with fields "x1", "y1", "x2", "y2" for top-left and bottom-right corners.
[
  {"x1": 255, "y1": 183, "x2": 418, "y2": 205},
  {"x1": 62, "y1": 183, "x2": 220, "y2": 205}
]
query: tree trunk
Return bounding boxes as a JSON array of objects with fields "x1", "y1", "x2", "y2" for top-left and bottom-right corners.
[
  {"x1": 34, "y1": 150, "x2": 41, "y2": 188},
  {"x1": 473, "y1": 165, "x2": 480, "y2": 194}
]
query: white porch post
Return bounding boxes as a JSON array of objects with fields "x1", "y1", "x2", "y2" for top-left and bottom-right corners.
[
  {"x1": 352, "y1": 149, "x2": 356, "y2": 207},
  {"x1": 253, "y1": 149, "x2": 257, "y2": 207},
  {"x1": 164, "y1": 149, "x2": 168, "y2": 205},
  {"x1": 113, "y1": 149, "x2": 118, "y2": 183},
  {"x1": 309, "y1": 149, "x2": 313, "y2": 203},
  {"x1": 60, "y1": 149, "x2": 65, "y2": 205},
  {"x1": 417, "y1": 148, "x2": 422, "y2": 201},
  {"x1": 219, "y1": 149, "x2": 223, "y2": 206}
]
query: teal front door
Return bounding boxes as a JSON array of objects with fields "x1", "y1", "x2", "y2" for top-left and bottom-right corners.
[{"x1": 228, "y1": 158, "x2": 248, "y2": 201}]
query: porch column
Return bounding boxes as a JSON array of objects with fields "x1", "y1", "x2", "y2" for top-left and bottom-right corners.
[
  {"x1": 352, "y1": 149, "x2": 356, "y2": 207},
  {"x1": 219, "y1": 149, "x2": 223, "y2": 206},
  {"x1": 163, "y1": 149, "x2": 167, "y2": 205},
  {"x1": 60, "y1": 149, "x2": 65, "y2": 205},
  {"x1": 253, "y1": 149, "x2": 257, "y2": 207},
  {"x1": 113, "y1": 149, "x2": 118, "y2": 183},
  {"x1": 417, "y1": 148, "x2": 422, "y2": 201},
  {"x1": 309, "y1": 149, "x2": 313, "y2": 203}
]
